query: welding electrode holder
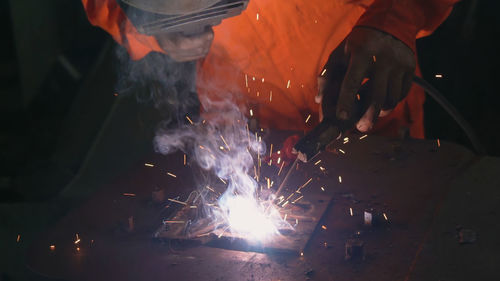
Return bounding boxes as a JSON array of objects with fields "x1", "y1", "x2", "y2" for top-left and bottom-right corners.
[{"x1": 294, "y1": 76, "x2": 486, "y2": 162}]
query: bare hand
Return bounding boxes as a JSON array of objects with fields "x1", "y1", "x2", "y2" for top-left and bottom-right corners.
[{"x1": 317, "y1": 27, "x2": 416, "y2": 132}]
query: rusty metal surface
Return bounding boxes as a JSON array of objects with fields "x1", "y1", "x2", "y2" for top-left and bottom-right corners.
[{"x1": 26, "y1": 132, "x2": 477, "y2": 281}]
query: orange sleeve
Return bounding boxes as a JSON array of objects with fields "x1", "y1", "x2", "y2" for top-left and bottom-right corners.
[
  {"x1": 355, "y1": 0, "x2": 459, "y2": 52},
  {"x1": 81, "y1": 0, "x2": 164, "y2": 60}
]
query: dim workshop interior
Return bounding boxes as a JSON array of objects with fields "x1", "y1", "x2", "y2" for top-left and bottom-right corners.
[{"x1": 1, "y1": 0, "x2": 499, "y2": 280}]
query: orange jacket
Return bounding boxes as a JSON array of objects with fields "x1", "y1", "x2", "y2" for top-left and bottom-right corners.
[{"x1": 82, "y1": 0, "x2": 458, "y2": 138}]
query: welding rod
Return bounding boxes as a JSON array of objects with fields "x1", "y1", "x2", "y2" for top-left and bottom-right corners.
[{"x1": 275, "y1": 158, "x2": 299, "y2": 197}]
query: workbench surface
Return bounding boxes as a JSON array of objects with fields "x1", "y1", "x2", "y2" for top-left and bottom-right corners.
[{"x1": 25, "y1": 98, "x2": 500, "y2": 281}]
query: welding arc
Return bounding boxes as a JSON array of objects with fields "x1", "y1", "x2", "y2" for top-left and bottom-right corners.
[{"x1": 412, "y1": 76, "x2": 485, "y2": 155}]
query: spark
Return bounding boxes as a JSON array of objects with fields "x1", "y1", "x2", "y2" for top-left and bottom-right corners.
[
  {"x1": 277, "y1": 157, "x2": 281, "y2": 164},
  {"x1": 435, "y1": 74, "x2": 443, "y2": 78},
  {"x1": 349, "y1": 207, "x2": 353, "y2": 216},
  {"x1": 122, "y1": 193, "x2": 136, "y2": 197},
  {"x1": 314, "y1": 159, "x2": 322, "y2": 165},
  {"x1": 383, "y1": 213, "x2": 388, "y2": 221},
  {"x1": 321, "y1": 225, "x2": 327, "y2": 230},
  {"x1": 219, "y1": 177, "x2": 227, "y2": 185},
  {"x1": 320, "y1": 186, "x2": 325, "y2": 191},
  {"x1": 284, "y1": 214, "x2": 288, "y2": 221},
  {"x1": 245, "y1": 74, "x2": 248, "y2": 87},
  {"x1": 269, "y1": 143, "x2": 273, "y2": 157},
  {"x1": 183, "y1": 154, "x2": 187, "y2": 166},
  {"x1": 76, "y1": 247, "x2": 80, "y2": 252},
  {"x1": 253, "y1": 76, "x2": 256, "y2": 81},
  {"x1": 168, "y1": 198, "x2": 187, "y2": 205},
  {"x1": 373, "y1": 55, "x2": 377, "y2": 62},
  {"x1": 437, "y1": 139, "x2": 441, "y2": 147},
  {"x1": 295, "y1": 218, "x2": 299, "y2": 225},
  {"x1": 249, "y1": 109, "x2": 254, "y2": 117},
  {"x1": 338, "y1": 176, "x2": 342, "y2": 183},
  {"x1": 282, "y1": 201, "x2": 289, "y2": 207},
  {"x1": 262, "y1": 78, "x2": 265, "y2": 83},
  {"x1": 185, "y1": 115, "x2": 194, "y2": 125},
  {"x1": 298, "y1": 178, "x2": 313, "y2": 190},
  {"x1": 359, "y1": 134, "x2": 368, "y2": 140},
  {"x1": 256, "y1": 91, "x2": 260, "y2": 97},
  {"x1": 277, "y1": 161, "x2": 285, "y2": 176},
  {"x1": 205, "y1": 186, "x2": 216, "y2": 193},
  {"x1": 321, "y1": 68, "x2": 327, "y2": 76},
  {"x1": 144, "y1": 163, "x2": 154, "y2": 167},
  {"x1": 356, "y1": 94, "x2": 361, "y2": 100},
  {"x1": 319, "y1": 166, "x2": 326, "y2": 171},
  {"x1": 267, "y1": 178, "x2": 271, "y2": 189},
  {"x1": 292, "y1": 195, "x2": 303, "y2": 204},
  {"x1": 286, "y1": 80, "x2": 291, "y2": 88},
  {"x1": 300, "y1": 252, "x2": 304, "y2": 256},
  {"x1": 50, "y1": 245, "x2": 55, "y2": 251},
  {"x1": 16, "y1": 234, "x2": 20, "y2": 242},
  {"x1": 269, "y1": 91, "x2": 273, "y2": 102},
  {"x1": 305, "y1": 114, "x2": 311, "y2": 123},
  {"x1": 220, "y1": 135, "x2": 230, "y2": 151},
  {"x1": 338, "y1": 149, "x2": 345, "y2": 154},
  {"x1": 256, "y1": 13, "x2": 259, "y2": 20},
  {"x1": 167, "y1": 172, "x2": 177, "y2": 178}
]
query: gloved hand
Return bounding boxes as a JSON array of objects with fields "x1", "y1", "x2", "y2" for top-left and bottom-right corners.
[
  {"x1": 317, "y1": 27, "x2": 416, "y2": 132},
  {"x1": 155, "y1": 27, "x2": 214, "y2": 62}
]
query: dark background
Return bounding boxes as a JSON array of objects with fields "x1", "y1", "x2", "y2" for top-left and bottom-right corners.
[{"x1": 0, "y1": 0, "x2": 498, "y2": 201}]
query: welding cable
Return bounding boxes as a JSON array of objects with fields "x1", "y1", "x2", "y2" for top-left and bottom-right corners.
[{"x1": 412, "y1": 76, "x2": 485, "y2": 155}]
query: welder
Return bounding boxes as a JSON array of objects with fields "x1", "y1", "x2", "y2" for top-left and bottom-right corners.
[{"x1": 81, "y1": 0, "x2": 458, "y2": 142}]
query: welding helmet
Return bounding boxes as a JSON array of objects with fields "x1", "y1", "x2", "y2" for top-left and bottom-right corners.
[{"x1": 118, "y1": 0, "x2": 249, "y2": 36}]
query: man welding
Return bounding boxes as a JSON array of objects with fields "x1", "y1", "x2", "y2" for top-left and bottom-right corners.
[{"x1": 81, "y1": 0, "x2": 458, "y2": 147}]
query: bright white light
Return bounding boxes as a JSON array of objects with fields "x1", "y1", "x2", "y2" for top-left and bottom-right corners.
[{"x1": 225, "y1": 196, "x2": 277, "y2": 242}]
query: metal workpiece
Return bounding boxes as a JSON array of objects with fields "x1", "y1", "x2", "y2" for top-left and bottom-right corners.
[{"x1": 27, "y1": 130, "x2": 489, "y2": 281}]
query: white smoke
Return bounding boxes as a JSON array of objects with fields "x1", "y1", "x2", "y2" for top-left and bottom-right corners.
[{"x1": 154, "y1": 98, "x2": 290, "y2": 242}]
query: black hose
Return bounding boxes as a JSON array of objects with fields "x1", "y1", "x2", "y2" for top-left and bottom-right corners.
[{"x1": 412, "y1": 76, "x2": 485, "y2": 155}]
